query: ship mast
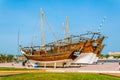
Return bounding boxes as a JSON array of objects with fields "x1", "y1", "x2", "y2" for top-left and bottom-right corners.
[
  {"x1": 62, "y1": 16, "x2": 71, "y2": 43},
  {"x1": 66, "y1": 16, "x2": 71, "y2": 43},
  {"x1": 66, "y1": 16, "x2": 70, "y2": 37},
  {"x1": 40, "y1": 8, "x2": 44, "y2": 47}
]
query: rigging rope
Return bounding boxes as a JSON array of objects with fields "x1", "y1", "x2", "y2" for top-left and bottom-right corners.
[
  {"x1": 98, "y1": 16, "x2": 106, "y2": 32},
  {"x1": 43, "y1": 13, "x2": 58, "y2": 41}
]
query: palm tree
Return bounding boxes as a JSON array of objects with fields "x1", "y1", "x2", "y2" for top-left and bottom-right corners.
[
  {"x1": 0, "y1": 54, "x2": 2, "y2": 63},
  {"x1": 104, "y1": 54, "x2": 109, "y2": 58},
  {"x1": 99, "y1": 54, "x2": 104, "y2": 59},
  {"x1": 7, "y1": 54, "x2": 14, "y2": 62},
  {"x1": 0, "y1": 54, "x2": 7, "y2": 63},
  {"x1": 0, "y1": 53, "x2": 14, "y2": 63}
]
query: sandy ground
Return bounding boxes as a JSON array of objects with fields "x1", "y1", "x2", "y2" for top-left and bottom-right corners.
[{"x1": 0, "y1": 72, "x2": 26, "y2": 77}]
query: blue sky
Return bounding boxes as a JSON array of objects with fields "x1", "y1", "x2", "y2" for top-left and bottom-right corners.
[{"x1": 0, "y1": 0, "x2": 120, "y2": 54}]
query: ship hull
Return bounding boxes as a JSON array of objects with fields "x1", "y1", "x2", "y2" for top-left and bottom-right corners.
[{"x1": 21, "y1": 50, "x2": 75, "y2": 61}]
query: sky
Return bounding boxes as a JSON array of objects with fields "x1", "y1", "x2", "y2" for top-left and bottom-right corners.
[{"x1": 0, "y1": 0, "x2": 120, "y2": 55}]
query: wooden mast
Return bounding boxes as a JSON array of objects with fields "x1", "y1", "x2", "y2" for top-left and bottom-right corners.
[
  {"x1": 66, "y1": 16, "x2": 69, "y2": 37},
  {"x1": 40, "y1": 8, "x2": 44, "y2": 48},
  {"x1": 66, "y1": 16, "x2": 71, "y2": 44},
  {"x1": 62, "y1": 16, "x2": 71, "y2": 43}
]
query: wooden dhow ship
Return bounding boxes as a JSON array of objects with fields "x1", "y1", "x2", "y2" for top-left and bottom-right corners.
[{"x1": 20, "y1": 9, "x2": 105, "y2": 63}]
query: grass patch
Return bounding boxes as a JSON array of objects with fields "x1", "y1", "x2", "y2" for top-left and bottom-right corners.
[{"x1": 0, "y1": 72, "x2": 120, "y2": 80}]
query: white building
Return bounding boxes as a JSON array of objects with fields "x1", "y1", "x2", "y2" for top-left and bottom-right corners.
[{"x1": 108, "y1": 52, "x2": 120, "y2": 56}]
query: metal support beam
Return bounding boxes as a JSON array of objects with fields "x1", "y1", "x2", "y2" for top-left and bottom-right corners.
[
  {"x1": 54, "y1": 62, "x2": 56, "y2": 68},
  {"x1": 44, "y1": 63, "x2": 46, "y2": 68}
]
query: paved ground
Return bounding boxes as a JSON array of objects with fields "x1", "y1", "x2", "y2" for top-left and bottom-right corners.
[
  {"x1": 0, "y1": 62, "x2": 119, "y2": 71},
  {"x1": 0, "y1": 62, "x2": 120, "y2": 77},
  {"x1": 44, "y1": 62, "x2": 119, "y2": 72},
  {"x1": 0, "y1": 62, "x2": 28, "y2": 68}
]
